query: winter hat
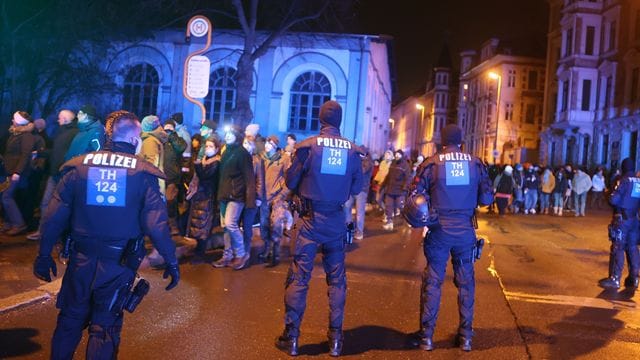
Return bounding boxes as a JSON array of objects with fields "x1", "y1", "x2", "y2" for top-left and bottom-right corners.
[
  {"x1": 319, "y1": 100, "x2": 342, "y2": 128},
  {"x1": 79, "y1": 104, "x2": 97, "y2": 118},
  {"x1": 441, "y1": 124, "x2": 462, "y2": 146},
  {"x1": 12, "y1": 111, "x2": 32, "y2": 125},
  {"x1": 266, "y1": 135, "x2": 280, "y2": 147},
  {"x1": 504, "y1": 165, "x2": 513, "y2": 175},
  {"x1": 141, "y1": 115, "x2": 161, "y2": 132},
  {"x1": 515, "y1": 163, "x2": 523, "y2": 171},
  {"x1": 201, "y1": 119, "x2": 216, "y2": 130},
  {"x1": 34, "y1": 118, "x2": 46, "y2": 131},
  {"x1": 170, "y1": 112, "x2": 184, "y2": 125},
  {"x1": 622, "y1": 157, "x2": 635, "y2": 174},
  {"x1": 245, "y1": 123, "x2": 260, "y2": 138}
]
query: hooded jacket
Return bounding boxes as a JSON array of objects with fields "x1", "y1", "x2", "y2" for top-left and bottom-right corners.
[
  {"x1": 4, "y1": 123, "x2": 36, "y2": 176},
  {"x1": 64, "y1": 119, "x2": 105, "y2": 161},
  {"x1": 263, "y1": 149, "x2": 290, "y2": 203},
  {"x1": 217, "y1": 143, "x2": 256, "y2": 207},
  {"x1": 163, "y1": 131, "x2": 187, "y2": 184},
  {"x1": 141, "y1": 127, "x2": 169, "y2": 193}
]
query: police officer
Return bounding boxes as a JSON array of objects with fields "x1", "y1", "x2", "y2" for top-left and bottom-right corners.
[
  {"x1": 410, "y1": 124, "x2": 492, "y2": 352},
  {"x1": 276, "y1": 100, "x2": 363, "y2": 357},
  {"x1": 33, "y1": 110, "x2": 180, "y2": 359},
  {"x1": 598, "y1": 157, "x2": 640, "y2": 289}
]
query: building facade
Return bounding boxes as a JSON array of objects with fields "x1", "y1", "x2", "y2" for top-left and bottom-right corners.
[
  {"x1": 541, "y1": 0, "x2": 640, "y2": 170},
  {"x1": 458, "y1": 38, "x2": 547, "y2": 165},
  {"x1": 19, "y1": 29, "x2": 393, "y2": 154},
  {"x1": 389, "y1": 46, "x2": 457, "y2": 158}
]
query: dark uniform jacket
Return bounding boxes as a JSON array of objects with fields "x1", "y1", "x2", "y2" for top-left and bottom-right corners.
[
  {"x1": 39, "y1": 142, "x2": 176, "y2": 264},
  {"x1": 610, "y1": 171, "x2": 640, "y2": 215}
]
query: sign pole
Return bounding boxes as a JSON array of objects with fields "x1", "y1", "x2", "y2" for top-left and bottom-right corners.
[{"x1": 183, "y1": 16, "x2": 213, "y2": 125}]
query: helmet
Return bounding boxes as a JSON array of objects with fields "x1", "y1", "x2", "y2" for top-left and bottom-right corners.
[{"x1": 402, "y1": 192, "x2": 437, "y2": 227}]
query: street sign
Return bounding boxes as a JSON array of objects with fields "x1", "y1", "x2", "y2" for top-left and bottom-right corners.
[
  {"x1": 186, "y1": 55, "x2": 210, "y2": 99},
  {"x1": 189, "y1": 17, "x2": 210, "y2": 37}
]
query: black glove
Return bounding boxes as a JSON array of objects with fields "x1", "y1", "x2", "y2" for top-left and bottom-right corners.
[
  {"x1": 34, "y1": 255, "x2": 57, "y2": 282},
  {"x1": 163, "y1": 263, "x2": 180, "y2": 291}
]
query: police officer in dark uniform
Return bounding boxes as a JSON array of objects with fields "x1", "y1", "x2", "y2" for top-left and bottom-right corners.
[
  {"x1": 410, "y1": 124, "x2": 492, "y2": 352},
  {"x1": 275, "y1": 100, "x2": 363, "y2": 357},
  {"x1": 33, "y1": 110, "x2": 180, "y2": 360},
  {"x1": 598, "y1": 157, "x2": 640, "y2": 289}
]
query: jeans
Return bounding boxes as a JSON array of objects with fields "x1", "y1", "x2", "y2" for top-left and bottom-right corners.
[
  {"x1": 384, "y1": 194, "x2": 403, "y2": 223},
  {"x1": 2, "y1": 179, "x2": 26, "y2": 229},
  {"x1": 220, "y1": 201, "x2": 246, "y2": 258},
  {"x1": 242, "y1": 206, "x2": 259, "y2": 255},
  {"x1": 344, "y1": 190, "x2": 367, "y2": 236},
  {"x1": 37, "y1": 177, "x2": 58, "y2": 229},
  {"x1": 524, "y1": 189, "x2": 538, "y2": 211},
  {"x1": 540, "y1": 193, "x2": 551, "y2": 212},
  {"x1": 590, "y1": 191, "x2": 604, "y2": 209},
  {"x1": 552, "y1": 193, "x2": 563, "y2": 208},
  {"x1": 573, "y1": 192, "x2": 587, "y2": 216}
]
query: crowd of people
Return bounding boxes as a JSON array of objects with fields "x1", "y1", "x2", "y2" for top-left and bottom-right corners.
[{"x1": 486, "y1": 162, "x2": 613, "y2": 217}]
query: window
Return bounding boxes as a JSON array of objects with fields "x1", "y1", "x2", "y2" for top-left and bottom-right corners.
[
  {"x1": 631, "y1": 68, "x2": 639, "y2": 103},
  {"x1": 204, "y1": 67, "x2": 237, "y2": 124},
  {"x1": 605, "y1": 76, "x2": 612, "y2": 108},
  {"x1": 561, "y1": 81, "x2": 569, "y2": 111},
  {"x1": 525, "y1": 104, "x2": 535, "y2": 124},
  {"x1": 609, "y1": 21, "x2": 616, "y2": 51},
  {"x1": 288, "y1": 71, "x2": 331, "y2": 132},
  {"x1": 585, "y1": 26, "x2": 595, "y2": 55},
  {"x1": 528, "y1": 70, "x2": 538, "y2": 90},
  {"x1": 582, "y1": 136, "x2": 590, "y2": 167},
  {"x1": 507, "y1": 70, "x2": 516, "y2": 87},
  {"x1": 581, "y1": 79, "x2": 591, "y2": 111},
  {"x1": 122, "y1": 63, "x2": 159, "y2": 116},
  {"x1": 565, "y1": 28, "x2": 573, "y2": 57},
  {"x1": 602, "y1": 134, "x2": 609, "y2": 164},
  {"x1": 505, "y1": 103, "x2": 514, "y2": 120}
]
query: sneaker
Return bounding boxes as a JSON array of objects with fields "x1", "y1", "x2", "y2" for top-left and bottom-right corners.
[
  {"x1": 382, "y1": 214, "x2": 388, "y2": 223},
  {"x1": 382, "y1": 222, "x2": 393, "y2": 231},
  {"x1": 232, "y1": 253, "x2": 251, "y2": 270},
  {"x1": 530, "y1": 209, "x2": 536, "y2": 215},
  {"x1": 354, "y1": 232, "x2": 364, "y2": 241},
  {"x1": 395, "y1": 209, "x2": 401, "y2": 217},
  {"x1": 212, "y1": 256, "x2": 232, "y2": 268},
  {"x1": 6, "y1": 225, "x2": 27, "y2": 236},
  {"x1": 598, "y1": 276, "x2": 620, "y2": 289},
  {"x1": 26, "y1": 231, "x2": 41, "y2": 241},
  {"x1": 524, "y1": 209, "x2": 529, "y2": 215}
]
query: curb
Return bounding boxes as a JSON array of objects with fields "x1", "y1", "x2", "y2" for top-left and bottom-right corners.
[{"x1": 0, "y1": 278, "x2": 62, "y2": 314}]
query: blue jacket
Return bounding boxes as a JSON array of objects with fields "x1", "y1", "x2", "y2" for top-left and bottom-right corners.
[{"x1": 64, "y1": 119, "x2": 105, "y2": 161}]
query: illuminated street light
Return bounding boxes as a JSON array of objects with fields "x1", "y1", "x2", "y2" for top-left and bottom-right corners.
[
  {"x1": 388, "y1": 118, "x2": 395, "y2": 129},
  {"x1": 488, "y1": 71, "x2": 502, "y2": 164}
]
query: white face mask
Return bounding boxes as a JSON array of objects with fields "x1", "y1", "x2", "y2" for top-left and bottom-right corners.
[
  {"x1": 225, "y1": 132, "x2": 236, "y2": 145},
  {"x1": 264, "y1": 142, "x2": 274, "y2": 153},
  {"x1": 205, "y1": 148, "x2": 217, "y2": 157},
  {"x1": 243, "y1": 139, "x2": 255, "y2": 154},
  {"x1": 200, "y1": 128, "x2": 211, "y2": 138}
]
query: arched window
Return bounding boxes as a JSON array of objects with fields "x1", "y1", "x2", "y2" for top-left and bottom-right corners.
[
  {"x1": 122, "y1": 63, "x2": 159, "y2": 116},
  {"x1": 204, "y1": 67, "x2": 237, "y2": 124},
  {"x1": 288, "y1": 71, "x2": 331, "y2": 132}
]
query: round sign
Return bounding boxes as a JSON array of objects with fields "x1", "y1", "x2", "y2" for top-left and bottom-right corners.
[
  {"x1": 492, "y1": 149, "x2": 500, "y2": 158},
  {"x1": 190, "y1": 17, "x2": 209, "y2": 37}
]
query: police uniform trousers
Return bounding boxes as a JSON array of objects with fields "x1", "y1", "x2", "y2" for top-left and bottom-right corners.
[
  {"x1": 421, "y1": 214, "x2": 476, "y2": 339},
  {"x1": 284, "y1": 203, "x2": 346, "y2": 337},
  {"x1": 609, "y1": 217, "x2": 640, "y2": 280},
  {"x1": 52, "y1": 241, "x2": 134, "y2": 360}
]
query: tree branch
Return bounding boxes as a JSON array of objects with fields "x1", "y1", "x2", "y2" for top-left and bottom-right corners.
[
  {"x1": 232, "y1": 0, "x2": 251, "y2": 35},
  {"x1": 250, "y1": 0, "x2": 330, "y2": 61},
  {"x1": 249, "y1": 0, "x2": 258, "y2": 32}
]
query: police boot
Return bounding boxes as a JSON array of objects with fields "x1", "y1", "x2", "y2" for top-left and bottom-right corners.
[
  {"x1": 624, "y1": 276, "x2": 639, "y2": 289},
  {"x1": 275, "y1": 329, "x2": 298, "y2": 356},
  {"x1": 327, "y1": 329, "x2": 343, "y2": 357},
  {"x1": 268, "y1": 242, "x2": 280, "y2": 267},
  {"x1": 456, "y1": 335, "x2": 472, "y2": 352},
  {"x1": 598, "y1": 276, "x2": 621, "y2": 289},
  {"x1": 410, "y1": 331, "x2": 433, "y2": 351}
]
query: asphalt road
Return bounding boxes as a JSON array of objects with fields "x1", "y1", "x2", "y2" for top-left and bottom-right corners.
[{"x1": 1, "y1": 208, "x2": 639, "y2": 359}]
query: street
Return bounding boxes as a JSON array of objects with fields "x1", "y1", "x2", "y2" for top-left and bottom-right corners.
[{"x1": 1, "y1": 209, "x2": 640, "y2": 359}]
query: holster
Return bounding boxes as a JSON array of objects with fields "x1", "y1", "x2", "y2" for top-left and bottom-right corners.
[
  {"x1": 474, "y1": 238, "x2": 485, "y2": 261},
  {"x1": 345, "y1": 222, "x2": 355, "y2": 245},
  {"x1": 108, "y1": 276, "x2": 150, "y2": 315},
  {"x1": 608, "y1": 215, "x2": 624, "y2": 243},
  {"x1": 120, "y1": 237, "x2": 145, "y2": 272}
]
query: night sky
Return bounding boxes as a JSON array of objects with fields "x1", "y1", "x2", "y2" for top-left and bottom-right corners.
[{"x1": 356, "y1": 0, "x2": 549, "y2": 101}]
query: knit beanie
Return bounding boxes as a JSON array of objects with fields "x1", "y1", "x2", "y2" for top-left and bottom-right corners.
[
  {"x1": 319, "y1": 100, "x2": 342, "y2": 128},
  {"x1": 79, "y1": 104, "x2": 97, "y2": 118},
  {"x1": 141, "y1": 115, "x2": 160, "y2": 132},
  {"x1": 245, "y1": 123, "x2": 260, "y2": 138},
  {"x1": 163, "y1": 119, "x2": 176, "y2": 131},
  {"x1": 441, "y1": 124, "x2": 462, "y2": 146},
  {"x1": 504, "y1": 165, "x2": 513, "y2": 175},
  {"x1": 170, "y1": 112, "x2": 184, "y2": 125}
]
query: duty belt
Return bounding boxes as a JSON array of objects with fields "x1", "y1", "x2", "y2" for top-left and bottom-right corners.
[
  {"x1": 309, "y1": 200, "x2": 343, "y2": 212},
  {"x1": 74, "y1": 240, "x2": 125, "y2": 261}
]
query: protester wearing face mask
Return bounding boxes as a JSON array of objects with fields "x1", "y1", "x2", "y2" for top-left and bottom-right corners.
[
  {"x1": 212, "y1": 125, "x2": 256, "y2": 271},
  {"x1": 64, "y1": 104, "x2": 105, "y2": 161},
  {"x1": 240, "y1": 124, "x2": 265, "y2": 263},
  {"x1": 372, "y1": 150, "x2": 394, "y2": 214},
  {"x1": 197, "y1": 120, "x2": 216, "y2": 160},
  {"x1": 381, "y1": 149, "x2": 411, "y2": 231},
  {"x1": 162, "y1": 119, "x2": 188, "y2": 236},
  {"x1": 1, "y1": 111, "x2": 36, "y2": 235},
  {"x1": 187, "y1": 137, "x2": 222, "y2": 263}
]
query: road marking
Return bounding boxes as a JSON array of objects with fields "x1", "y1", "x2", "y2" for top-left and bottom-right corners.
[{"x1": 503, "y1": 291, "x2": 638, "y2": 311}]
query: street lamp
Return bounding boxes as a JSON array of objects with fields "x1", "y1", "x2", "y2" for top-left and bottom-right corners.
[{"x1": 488, "y1": 71, "x2": 502, "y2": 164}]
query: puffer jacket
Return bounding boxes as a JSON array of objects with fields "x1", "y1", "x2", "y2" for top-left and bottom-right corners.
[
  {"x1": 540, "y1": 168, "x2": 556, "y2": 194},
  {"x1": 382, "y1": 158, "x2": 411, "y2": 196},
  {"x1": 188, "y1": 155, "x2": 220, "y2": 240},
  {"x1": 3, "y1": 123, "x2": 36, "y2": 177},
  {"x1": 217, "y1": 143, "x2": 256, "y2": 207}
]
